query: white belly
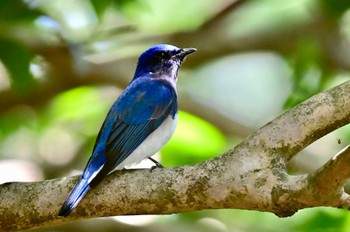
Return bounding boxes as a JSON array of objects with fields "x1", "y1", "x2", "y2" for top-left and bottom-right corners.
[{"x1": 115, "y1": 114, "x2": 178, "y2": 169}]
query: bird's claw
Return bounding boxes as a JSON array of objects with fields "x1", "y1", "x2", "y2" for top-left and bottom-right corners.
[{"x1": 149, "y1": 157, "x2": 164, "y2": 172}]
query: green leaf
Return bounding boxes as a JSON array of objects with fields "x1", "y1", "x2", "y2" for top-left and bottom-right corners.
[
  {"x1": 0, "y1": 39, "x2": 35, "y2": 94},
  {"x1": 0, "y1": 0, "x2": 42, "y2": 21},
  {"x1": 294, "y1": 208, "x2": 348, "y2": 232},
  {"x1": 112, "y1": 0, "x2": 139, "y2": 9},
  {"x1": 284, "y1": 38, "x2": 328, "y2": 108},
  {"x1": 161, "y1": 111, "x2": 226, "y2": 166},
  {"x1": 319, "y1": 0, "x2": 350, "y2": 18},
  {"x1": 117, "y1": 0, "x2": 220, "y2": 32},
  {"x1": 90, "y1": 0, "x2": 112, "y2": 19},
  {"x1": 47, "y1": 86, "x2": 111, "y2": 135}
]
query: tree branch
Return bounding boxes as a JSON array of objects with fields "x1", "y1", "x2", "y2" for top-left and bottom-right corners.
[
  {"x1": 309, "y1": 145, "x2": 350, "y2": 196},
  {"x1": 1, "y1": 81, "x2": 350, "y2": 231}
]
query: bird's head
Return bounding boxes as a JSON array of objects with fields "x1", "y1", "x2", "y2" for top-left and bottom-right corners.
[{"x1": 134, "y1": 44, "x2": 196, "y2": 81}]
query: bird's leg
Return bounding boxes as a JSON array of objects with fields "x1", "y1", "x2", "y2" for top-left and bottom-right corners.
[{"x1": 149, "y1": 157, "x2": 164, "y2": 170}]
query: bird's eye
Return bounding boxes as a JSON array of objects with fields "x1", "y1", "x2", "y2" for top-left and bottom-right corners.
[{"x1": 158, "y1": 52, "x2": 169, "y2": 59}]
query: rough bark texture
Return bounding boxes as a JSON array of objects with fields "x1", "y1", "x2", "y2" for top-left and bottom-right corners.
[{"x1": 1, "y1": 80, "x2": 350, "y2": 232}]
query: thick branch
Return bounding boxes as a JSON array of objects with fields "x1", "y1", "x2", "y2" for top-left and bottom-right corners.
[
  {"x1": 251, "y1": 80, "x2": 350, "y2": 161},
  {"x1": 1, "y1": 81, "x2": 350, "y2": 232},
  {"x1": 309, "y1": 145, "x2": 350, "y2": 195}
]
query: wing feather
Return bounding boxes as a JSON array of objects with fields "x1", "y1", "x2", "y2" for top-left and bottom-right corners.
[{"x1": 89, "y1": 79, "x2": 177, "y2": 186}]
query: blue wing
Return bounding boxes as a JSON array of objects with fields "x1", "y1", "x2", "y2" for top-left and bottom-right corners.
[{"x1": 87, "y1": 78, "x2": 177, "y2": 185}]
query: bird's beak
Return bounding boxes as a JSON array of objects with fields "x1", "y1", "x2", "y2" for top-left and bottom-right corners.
[{"x1": 175, "y1": 47, "x2": 197, "y2": 61}]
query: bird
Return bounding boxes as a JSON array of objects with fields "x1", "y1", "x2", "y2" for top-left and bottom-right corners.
[{"x1": 58, "y1": 44, "x2": 196, "y2": 217}]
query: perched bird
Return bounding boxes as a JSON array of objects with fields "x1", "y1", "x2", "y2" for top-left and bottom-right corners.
[{"x1": 58, "y1": 44, "x2": 196, "y2": 217}]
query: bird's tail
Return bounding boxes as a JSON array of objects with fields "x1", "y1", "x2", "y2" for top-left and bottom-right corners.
[{"x1": 58, "y1": 178, "x2": 90, "y2": 217}]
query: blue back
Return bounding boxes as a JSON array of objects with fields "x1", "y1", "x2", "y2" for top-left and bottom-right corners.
[{"x1": 84, "y1": 76, "x2": 177, "y2": 185}]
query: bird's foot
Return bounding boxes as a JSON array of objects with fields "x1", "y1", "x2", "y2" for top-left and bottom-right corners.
[{"x1": 149, "y1": 157, "x2": 163, "y2": 171}]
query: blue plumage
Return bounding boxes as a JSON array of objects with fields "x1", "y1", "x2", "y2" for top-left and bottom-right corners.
[{"x1": 58, "y1": 44, "x2": 196, "y2": 217}]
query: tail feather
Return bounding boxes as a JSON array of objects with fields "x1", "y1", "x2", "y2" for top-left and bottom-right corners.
[{"x1": 58, "y1": 178, "x2": 90, "y2": 217}]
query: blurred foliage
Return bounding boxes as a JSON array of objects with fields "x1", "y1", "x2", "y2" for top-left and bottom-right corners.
[
  {"x1": 118, "y1": 0, "x2": 223, "y2": 32},
  {"x1": 284, "y1": 37, "x2": 327, "y2": 108},
  {"x1": 320, "y1": 0, "x2": 350, "y2": 17},
  {"x1": 0, "y1": 0, "x2": 41, "y2": 21},
  {"x1": 162, "y1": 111, "x2": 227, "y2": 167},
  {"x1": 1, "y1": 0, "x2": 350, "y2": 231},
  {"x1": 47, "y1": 86, "x2": 110, "y2": 134},
  {"x1": 0, "y1": 39, "x2": 35, "y2": 94},
  {"x1": 177, "y1": 207, "x2": 350, "y2": 232}
]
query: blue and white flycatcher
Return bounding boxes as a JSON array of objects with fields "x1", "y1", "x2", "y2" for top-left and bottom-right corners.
[{"x1": 58, "y1": 44, "x2": 196, "y2": 217}]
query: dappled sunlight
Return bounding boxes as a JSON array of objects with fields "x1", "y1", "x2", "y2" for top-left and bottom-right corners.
[
  {"x1": 1, "y1": 127, "x2": 38, "y2": 160},
  {"x1": 197, "y1": 217, "x2": 227, "y2": 232},
  {"x1": 38, "y1": 126, "x2": 81, "y2": 166},
  {"x1": 0, "y1": 62, "x2": 10, "y2": 91},
  {"x1": 0, "y1": 159, "x2": 43, "y2": 184},
  {"x1": 111, "y1": 215, "x2": 159, "y2": 226}
]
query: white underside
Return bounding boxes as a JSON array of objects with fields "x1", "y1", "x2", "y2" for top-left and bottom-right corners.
[{"x1": 114, "y1": 114, "x2": 178, "y2": 169}]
